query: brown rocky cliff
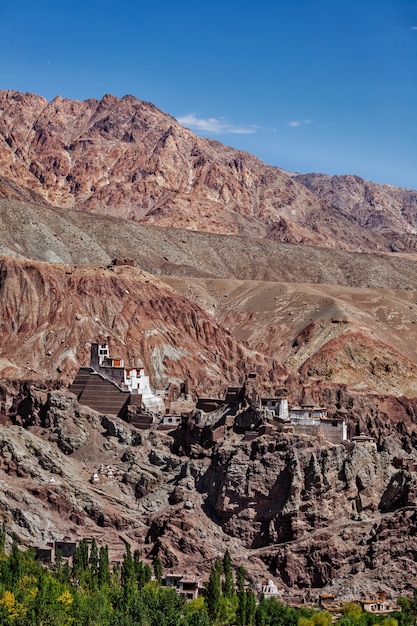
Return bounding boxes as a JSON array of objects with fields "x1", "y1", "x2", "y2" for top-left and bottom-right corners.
[
  {"x1": 198, "y1": 426, "x2": 417, "y2": 594},
  {"x1": 1, "y1": 380, "x2": 416, "y2": 599}
]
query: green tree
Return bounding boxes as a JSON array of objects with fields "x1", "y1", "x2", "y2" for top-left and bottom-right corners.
[
  {"x1": 255, "y1": 594, "x2": 267, "y2": 626},
  {"x1": 153, "y1": 555, "x2": 163, "y2": 583},
  {"x1": 0, "y1": 522, "x2": 6, "y2": 558},
  {"x1": 399, "y1": 589, "x2": 417, "y2": 624},
  {"x1": 236, "y1": 588, "x2": 247, "y2": 626},
  {"x1": 236, "y1": 565, "x2": 246, "y2": 593},
  {"x1": 236, "y1": 565, "x2": 247, "y2": 626},
  {"x1": 8, "y1": 538, "x2": 23, "y2": 588},
  {"x1": 143, "y1": 563, "x2": 152, "y2": 584},
  {"x1": 206, "y1": 564, "x2": 221, "y2": 620},
  {"x1": 222, "y1": 549, "x2": 234, "y2": 598},
  {"x1": 218, "y1": 595, "x2": 238, "y2": 625},
  {"x1": 246, "y1": 586, "x2": 257, "y2": 626},
  {"x1": 72, "y1": 538, "x2": 90, "y2": 582},
  {"x1": 120, "y1": 542, "x2": 136, "y2": 611},
  {"x1": 98, "y1": 545, "x2": 111, "y2": 589},
  {"x1": 299, "y1": 610, "x2": 333, "y2": 626},
  {"x1": 71, "y1": 586, "x2": 113, "y2": 626},
  {"x1": 89, "y1": 538, "x2": 99, "y2": 587},
  {"x1": 134, "y1": 549, "x2": 146, "y2": 589}
]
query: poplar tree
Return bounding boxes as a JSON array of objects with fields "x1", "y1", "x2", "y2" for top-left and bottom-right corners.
[
  {"x1": 153, "y1": 555, "x2": 163, "y2": 583},
  {"x1": 0, "y1": 521, "x2": 6, "y2": 557},
  {"x1": 143, "y1": 563, "x2": 152, "y2": 584},
  {"x1": 222, "y1": 549, "x2": 234, "y2": 598},
  {"x1": 246, "y1": 586, "x2": 257, "y2": 626},
  {"x1": 89, "y1": 538, "x2": 99, "y2": 587},
  {"x1": 121, "y1": 542, "x2": 136, "y2": 610},
  {"x1": 206, "y1": 564, "x2": 221, "y2": 620},
  {"x1": 98, "y1": 545, "x2": 111, "y2": 588},
  {"x1": 236, "y1": 565, "x2": 247, "y2": 626},
  {"x1": 134, "y1": 549, "x2": 145, "y2": 588},
  {"x1": 73, "y1": 538, "x2": 90, "y2": 581},
  {"x1": 8, "y1": 538, "x2": 22, "y2": 586}
]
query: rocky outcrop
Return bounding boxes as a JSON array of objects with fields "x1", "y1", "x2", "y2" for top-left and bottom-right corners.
[
  {"x1": 199, "y1": 427, "x2": 417, "y2": 597},
  {"x1": 294, "y1": 173, "x2": 417, "y2": 253},
  {"x1": 0, "y1": 380, "x2": 416, "y2": 599}
]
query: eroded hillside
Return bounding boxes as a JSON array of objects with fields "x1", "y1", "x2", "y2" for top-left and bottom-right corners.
[
  {"x1": 0, "y1": 90, "x2": 417, "y2": 252},
  {"x1": 0, "y1": 256, "x2": 286, "y2": 393},
  {"x1": 0, "y1": 382, "x2": 416, "y2": 600}
]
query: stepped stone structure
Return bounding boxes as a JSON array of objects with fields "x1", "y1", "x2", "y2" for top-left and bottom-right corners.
[
  {"x1": 69, "y1": 343, "x2": 166, "y2": 419},
  {"x1": 69, "y1": 366, "x2": 131, "y2": 417}
]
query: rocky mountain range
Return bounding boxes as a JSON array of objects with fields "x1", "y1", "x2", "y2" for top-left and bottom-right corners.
[
  {"x1": 1, "y1": 89, "x2": 417, "y2": 252},
  {"x1": 1, "y1": 89, "x2": 417, "y2": 601}
]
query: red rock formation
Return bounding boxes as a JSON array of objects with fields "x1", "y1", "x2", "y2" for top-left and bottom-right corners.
[
  {"x1": 1, "y1": 90, "x2": 416, "y2": 252},
  {"x1": 0, "y1": 256, "x2": 286, "y2": 392}
]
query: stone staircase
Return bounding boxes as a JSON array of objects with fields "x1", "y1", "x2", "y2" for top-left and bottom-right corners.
[{"x1": 69, "y1": 367, "x2": 131, "y2": 417}]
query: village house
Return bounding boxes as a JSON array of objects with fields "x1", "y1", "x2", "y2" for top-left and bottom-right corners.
[
  {"x1": 54, "y1": 541, "x2": 77, "y2": 559},
  {"x1": 243, "y1": 373, "x2": 289, "y2": 421},
  {"x1": 159, "y1": 414, "x2": 182, "y2": 429},
  {"x1": 289, "y1": 404, "x2": 327, "y2": 423},
  {"x1": 352, "y1": 434, "x2": 377, "y2": 449},
  {"x1": 289, "y1": 404, "x2": 348, "y2": 444},
  {"x1": 35, "y1": 547, "x2": 52, "y2": 563},
  {"x1": 162, "y1": 573, "x2": 203, "y2": 600},
  {"x1": 360, "y1": 591, "x2": 398, "y2": 614}
]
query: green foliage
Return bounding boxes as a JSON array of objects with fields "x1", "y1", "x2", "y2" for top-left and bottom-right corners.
[
  {"x1": 0, "y1": 521, "x2": 6, "y2": 557},
  {"x1": 217, "y1": 595, "x2": 238, "y2": 625},
  {"x1": 246, "y1": 587, "x2": 257, "y2": 626},
  {"x1": 154, "y1": 555, "x2": 163, "y2": 583},
  {"x1": 399, "y1": 589, "x2": 417, "y2": 618},
  {"x1": 299, "y1": 611, "x2": 333, "y2": 626},
  {"x1": 222, "y1": 550, "x2": 234, "y2": 599},
  {"x1": 255, "y1": 597, "x2": 313, "y2": 626},
  {"x1": 206, "y1": 564, "x2": 221, "y2": 620},
  {"x1": 98, "y1": 545, "x2": 111, "y2": 589},
  {"x1": 1, "y1": 537, "x2": 409, "y2": 626},
  {"x1": 236, "y1": 566, "x2": 246, "y2": 593},
  {"x1": 144, "y1": 563, "x2": 152, "y2": 584},
  {"x1": 236, "y1": 588, "x2": 247, "y2": 626}
]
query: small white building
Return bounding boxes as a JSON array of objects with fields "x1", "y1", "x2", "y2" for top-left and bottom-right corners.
[
  {"x1": 289, "y1": 404, "x2": 347, "y2": 444},
  {"x1": 124, "y1": 367, "x2": 165, "y2": 413},
  {"x1": 319, "y1": 418, "x2": 348, "y2": 444},
  {"x1": 261, "y1": 580, "x2": 279, "y2": 600},
  {"x1": 289, "y1": 405, "x2": 327, "y2": 424},
  {"x1": 159, "y1": 414, "x2": 182, "y2": 429},
  {"x1": 261, "y1": 398, "x2": 289, "y2": 421},
  {"x1": 360, "y1": 599, "x2": 394, "y2": 614}
]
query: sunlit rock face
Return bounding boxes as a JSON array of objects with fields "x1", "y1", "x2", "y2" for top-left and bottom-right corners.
[{"x1": 1, "y1": 89, "x2": 417, "y2": 252}]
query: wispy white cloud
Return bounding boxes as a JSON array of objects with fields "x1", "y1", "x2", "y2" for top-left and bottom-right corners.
[
  {"x1": 177, "y1": 113, "x2": 258, "y2": 135},
  {"x1": 411, "y1": 26, "x2": 417, "y2": 30},
  {"x1": 288, "y1": 119, "x2": 313, "y2": 127}
]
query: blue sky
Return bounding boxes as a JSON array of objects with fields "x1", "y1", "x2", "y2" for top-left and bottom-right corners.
[{"x1": 1, "y1": 0, "x2": 416, "y2": 189}]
